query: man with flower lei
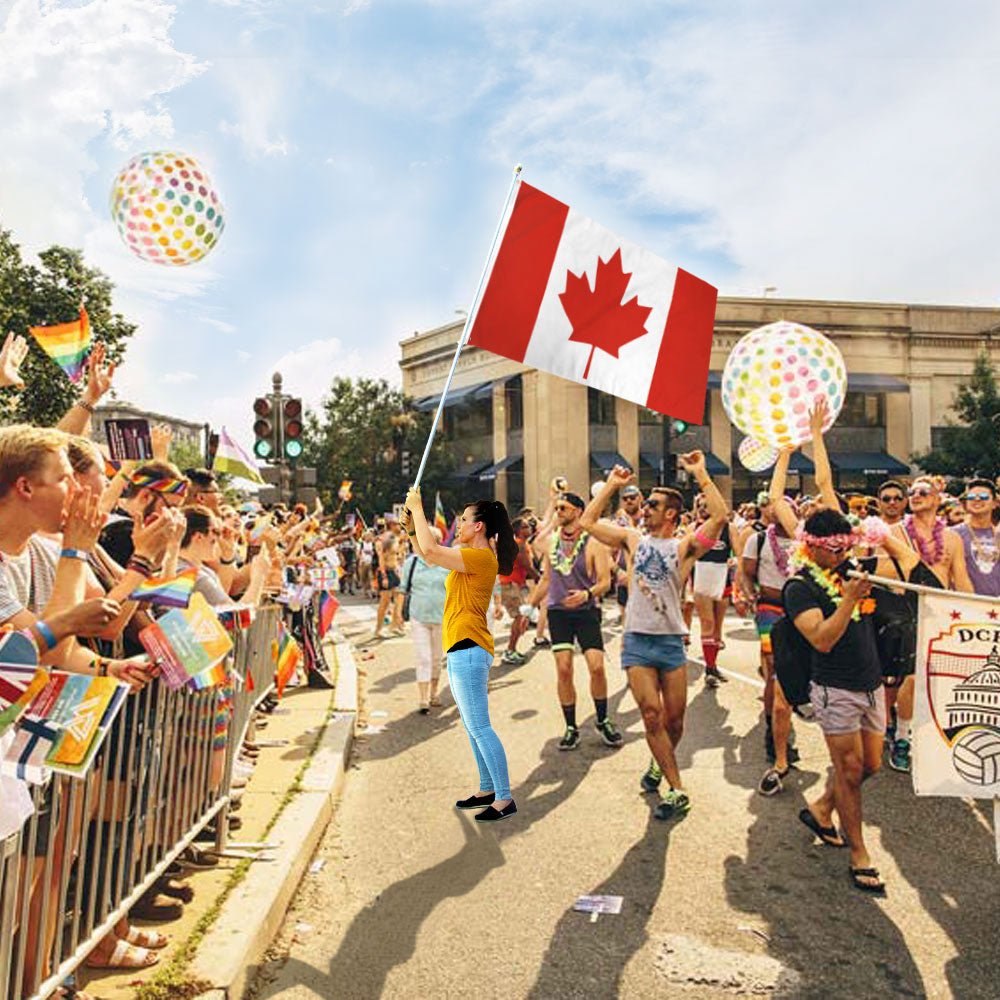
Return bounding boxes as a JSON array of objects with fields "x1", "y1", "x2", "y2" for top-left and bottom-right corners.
[
  {"x1": 777, "y1": 505, "x2": 890, "y2": 895},
  {"x1": 580, "y1": 452, "x2": 728, "y2": 821},
  {"x1": 881, "y1": 475, "x2": 973, "y2": 773},
  {"x1": 527, "y1": 489, "x2": 621, "y2": 751}
]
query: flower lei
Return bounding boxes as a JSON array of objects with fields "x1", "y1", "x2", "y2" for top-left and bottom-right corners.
[
  {"x1": 904, "y1": 514, "x2": 944, "y2": 566},
  {"x1": 792, "y1": 547, "x2": 876, "y2": 620},
  {"x1": 550, "y1": 530, "x2": 588, "y2": 576},
  {"x1": 766, "y1": 524, "x2": 791, "y2": 578}
]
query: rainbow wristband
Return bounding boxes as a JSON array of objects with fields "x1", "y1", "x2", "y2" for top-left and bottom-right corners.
[{"x1": 35, "y1": 620, "x2": 57, "y2": 652}]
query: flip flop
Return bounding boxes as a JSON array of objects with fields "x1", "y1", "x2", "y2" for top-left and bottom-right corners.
[
  {"x1": 850, "y1": 867, "x2": 887, "y2": 896},
  {"x1": 122, "y1": 926, "x2": 169, "y2": 950},
  {"x1": 85, "y1": 939, "x2": 159, "y2": 970},
  {"x1": 798, "y1": 807, "x2": 846, "y2": 848}
]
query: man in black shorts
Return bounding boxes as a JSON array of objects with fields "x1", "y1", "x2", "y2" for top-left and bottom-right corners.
[{"x1": 529, "y1": 492, "x2": 621, "y2": 750}]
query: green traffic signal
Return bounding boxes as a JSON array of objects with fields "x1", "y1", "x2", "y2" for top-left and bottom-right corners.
[
  {"x1": 284, "y1": 439, "x2": 303, "y2": 460},
  {"x1": 254, "y1": 438, "x2": 273, "y2": 459},
  {"x1": 672, "y1": 419, "x2": 689, "y2": 435}
]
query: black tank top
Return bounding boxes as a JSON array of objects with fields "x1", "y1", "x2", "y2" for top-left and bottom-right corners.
[{"x1": 697, "y1": 523, "x2": 731, "y2": 564}]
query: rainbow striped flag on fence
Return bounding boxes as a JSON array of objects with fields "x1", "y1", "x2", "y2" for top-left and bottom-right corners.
[
  {"x1": 272, "y1": 624, "x2": 302, "y2": 698},
  {"x1": 29, "y1": 306, "x2": 91, "y2": 383},
  {"x1": 128, "y1": 568, "x2": 197, "y2": 608}
]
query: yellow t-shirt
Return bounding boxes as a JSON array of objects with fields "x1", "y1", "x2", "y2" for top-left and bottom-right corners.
[{"x1": 442, "y1": 547, "x2": 499, "y2": 655}]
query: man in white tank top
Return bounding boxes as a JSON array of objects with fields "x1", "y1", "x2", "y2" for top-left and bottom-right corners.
[{"x1": 582, "y1": 453, "x2": 729, "y2": 821}]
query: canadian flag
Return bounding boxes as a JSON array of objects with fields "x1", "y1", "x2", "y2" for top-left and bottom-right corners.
[{"x1": 468, "y1": 181, "x2": 717, "y2": 425}]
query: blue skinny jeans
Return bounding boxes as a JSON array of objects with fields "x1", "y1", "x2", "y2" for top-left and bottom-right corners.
[{"x1": 447, "y1": 644, "x2": 511, "y2": 800}]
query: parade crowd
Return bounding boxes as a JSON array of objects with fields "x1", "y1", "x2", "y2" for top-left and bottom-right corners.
[
  {"x1": 0, "y1": 335, "x2": 353, "y2": 1000},
  {"x1": 344, "y1": 398, "x2": 1000, "y2": 896}
]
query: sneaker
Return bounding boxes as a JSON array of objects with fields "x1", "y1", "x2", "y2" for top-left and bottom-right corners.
[
  {"x1": 596, "y1": 718, "x2": 623, "y2": 748},
  {"x1": 501, "y1": 650, "x2": 527, "y2": 665},
  {"x1": 889, "y1": 737, "x2": 911, "y2": 773},
  {"x1": 654, "y1": 788, "x2": 691, "y2": 820},
  {"x1": 757, "y1": 766, "x2": 788, "y2": 797},
  {"x1": 705, "y1": 667, "x2": 728, "y2": 685},
  {"x1": 558, "y1": 725, "x2": 581, "y2": 751},
  {"x1": 640, "y1": 759, "x2": 663, "y2": 794},
  {"x1": 533, "y1": 637, "x2": 551, "y2": 649}
]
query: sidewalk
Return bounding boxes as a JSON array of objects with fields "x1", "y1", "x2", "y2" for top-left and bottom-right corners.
[{"x1": 78, "y1": 631, "x2": 355, "y2": 1000}]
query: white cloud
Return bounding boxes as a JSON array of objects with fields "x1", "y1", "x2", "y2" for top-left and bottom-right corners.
[
  {"x1": 216, "y1": 55, "x2": 294, "y2": 157},
  {"x1": 236, "y1": 349, "x2": 251, "y2": 362},
  {"x1": 161, "y1": 370, "x2": 198, "y2": 384},
  {"x1": 342, "y1": 0, "x2": 371, "y2": 16},
  {"x1": 486, "y1": 4, "x2": 1000, "y2": 305},
  {"x1": 202, "y1": 317, "x2": 238, "y2": 334}
]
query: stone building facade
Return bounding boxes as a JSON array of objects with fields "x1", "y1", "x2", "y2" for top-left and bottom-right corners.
[{"x1": 399, "y1": 296, "x2": 1000, "y2": 509}]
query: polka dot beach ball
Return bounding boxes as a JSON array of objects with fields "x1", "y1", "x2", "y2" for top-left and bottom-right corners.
[
  {"x1": 737, "y1": 435, "x2": 779, "y2": 473},
  {"x1": 110, "y1": 151, "x2": 225, "y2": 266},
  {"x1": 721, "y1": 321, "x2": 846, "y2": 449}
]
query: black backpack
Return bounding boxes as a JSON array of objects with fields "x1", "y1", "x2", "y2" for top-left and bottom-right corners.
[{"x1": 772, "y1": 576, "x2": 824, "y2": 716}]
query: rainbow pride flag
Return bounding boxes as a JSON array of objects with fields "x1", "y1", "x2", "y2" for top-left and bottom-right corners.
[
  {"x1": 273, "y1": 624, "x2": 302, "y2": 698},
  {"x1": 128, "y1": 568, "x2": 197, "y2": 608},
  {"x1": 317, "y1": 590, "x2": 339, "y2": 639},
  {"x1": 434, "y1": 492, "x2": 448, "y2": 535},
  {"x1": 29, "y1": 306, "x2": 91, "y2": 383}
]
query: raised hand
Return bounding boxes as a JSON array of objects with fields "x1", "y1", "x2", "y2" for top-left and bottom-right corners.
[
  {"x1": 0, "y1": 332, "x2": 29, "y2": 389},
  {"x1": 809, "y1": 395, "x2": 830, "y2": 436},
  {"x1": 83, "y1": 341, "x2": 116, "y2": 406},
  {"x1": 150, "y1": 423, "x2": 173, "y2": 462},
  {"x1": 678, "y1": 450, "x2": 706, "y2": 475},
  {"x1": 62, "y1": 487, "x2": 103, "y2": 552},
  {"x1": 606, "y1": 464, "x2": 634, "y2": 490}
]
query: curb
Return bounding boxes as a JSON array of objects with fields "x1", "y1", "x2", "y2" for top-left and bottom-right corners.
[{"x1": 190, "y1": 644, "x2": 357, "y2": 1000}]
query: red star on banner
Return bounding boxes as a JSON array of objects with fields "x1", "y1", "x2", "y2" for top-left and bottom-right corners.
[
  {"x1": 950, "y1": 610, "x2": 962, "y2": 621},
  {"x1": 989, "y1": 609, "x2": 999, "y2": 620}
]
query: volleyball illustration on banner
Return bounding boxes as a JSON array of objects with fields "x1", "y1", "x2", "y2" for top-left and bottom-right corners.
[
  {"x1": 737, "y1": 435, "x2": 779, "y2": 472},
  {"x1": 721, "y1": 321, "x2": 846, "y2": 448},
  {"x1": 110, "y1": 151, "x2": 225, "y2": 266}
]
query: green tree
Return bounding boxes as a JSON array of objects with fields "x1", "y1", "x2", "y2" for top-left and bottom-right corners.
[
  {"x1": 304, "y1": 376, "x2": 456, "y2": 520},
  {"x1": 0, "y1": 229, "x2": 137, "y2": 427},
  {"x1": 912, "y1": 351, "x2": 1000, "y2": 479}
]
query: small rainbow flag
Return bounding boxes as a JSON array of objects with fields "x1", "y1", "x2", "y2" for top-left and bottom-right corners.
[
  {"x1": 30, "y1": 306, "x2": 92, "y2": 383},
  {"x1": 317, "y1": 590, "x2": 339, "y2": 639},
  {"x1": 434, "y1": 492, "x2": 448, "y2": 535},
  {"x1": 272, "y1": 624, "x2": 302, "y2": 698},
  {"x1": 189, "y1": 660, "x2": 229, "y2": 691},
  {"x1": 128, "y1": 568, "x2": 197, "y2": 608}
]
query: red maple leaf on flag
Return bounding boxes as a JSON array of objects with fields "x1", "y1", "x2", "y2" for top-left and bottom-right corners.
[{"x1": 559, "y1": 249, "x2": 653, "y2": 380}]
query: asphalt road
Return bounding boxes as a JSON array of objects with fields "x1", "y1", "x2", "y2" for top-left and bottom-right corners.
[{"x1": 247, "y1": 598, "x2": 999, "y2": 1000}]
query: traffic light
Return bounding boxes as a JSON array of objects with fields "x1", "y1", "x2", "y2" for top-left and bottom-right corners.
[
  {"x1": 401, "y1": 449, "x2": 411, "y2": 479},
  {"x1": 671, "y1": 419, "x2": 689, "y2": 435},
  {"x1": 283, "y1": 397, "x2": 303, "y2": 460},
  {"x1": 253, "y1": 397, "x2": 276, "y2": 460},
  {"x1": 207, "y1": 431, "x2": 219, "y2": 466}
]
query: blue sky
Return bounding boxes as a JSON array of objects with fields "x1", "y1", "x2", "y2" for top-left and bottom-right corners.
[{"x1": 2, "y1": 0, "x2": 1000, "y2": 444}]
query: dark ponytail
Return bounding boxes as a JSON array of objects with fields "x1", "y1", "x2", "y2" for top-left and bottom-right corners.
[{"x1": 469, "y1": 498, "x2": 518, "y2": 575}]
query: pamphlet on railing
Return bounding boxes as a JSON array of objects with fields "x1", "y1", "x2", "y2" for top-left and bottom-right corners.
[
  {"x1": 1, "y1": 671, "x2": 129, "y2": 783},
  {"x1": 139, "y1": 592, "x2": 233, "y2": 690}
]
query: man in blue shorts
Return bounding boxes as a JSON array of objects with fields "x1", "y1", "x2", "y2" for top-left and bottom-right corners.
[{"x1": 582, "y1": 452, "x2": 728, "y2": 819}]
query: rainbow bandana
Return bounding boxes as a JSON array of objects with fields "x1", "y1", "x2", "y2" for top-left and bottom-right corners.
[{"x1": 130, "y1": 473, "x2": 188, "y2": 496}]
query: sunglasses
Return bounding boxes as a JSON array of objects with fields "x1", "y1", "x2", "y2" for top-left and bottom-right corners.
[
  {"x1": 642, "y1": 498, "x2": 664, "y2": 510},
  {"x1": 554, "y1": 504, "x2": 578, "y2": 513},
  {"x1": 964, "y1": 491, "x2": 993, "y2": 502},
  {"x1": 908, "y1": 486, "x2": 934, "y2": 498},
  {"x1": 879, "y1": 494, "x2": 904, "y2": 503}
]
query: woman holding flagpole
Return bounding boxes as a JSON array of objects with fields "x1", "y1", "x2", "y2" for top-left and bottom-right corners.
[{"x1": 403, "y1": 488, "x2": 519, "y2": 821}]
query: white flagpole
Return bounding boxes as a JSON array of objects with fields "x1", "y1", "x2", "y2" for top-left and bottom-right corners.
[
  {"x1": 846, "y1": 570, "x2": 1000, "y2": 606},
  {"x1": 411, "y1": 164, "x2": 523, "y2": 490}
]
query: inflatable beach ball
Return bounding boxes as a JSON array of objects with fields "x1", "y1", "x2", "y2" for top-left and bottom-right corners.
[
  {"x1": 737, "y1": 436, "x2": 779, "y2": 473},
  {"x1": 110, "y1": 151, "x2": 225, "y2": 266},
  {"x1": 721, "y1": 321, "x2": 846, "y2": 449}
]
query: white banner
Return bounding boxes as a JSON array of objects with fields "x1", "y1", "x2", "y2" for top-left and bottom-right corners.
[{"x1": 913, "y1": 590, "x2": 1000, "y2": 798}]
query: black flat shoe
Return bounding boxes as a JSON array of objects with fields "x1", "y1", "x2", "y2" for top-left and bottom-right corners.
[
  {"x1": 455, "y1": 792, "x2": 495, "y2": 810},
  {"x1": 475, "y1": 801, "x2": 517, "y2": 822}
]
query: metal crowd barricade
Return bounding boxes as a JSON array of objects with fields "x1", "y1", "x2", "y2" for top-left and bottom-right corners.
[{"x1": 0, "y1": 604, "x2": 283, "y2": 1000}]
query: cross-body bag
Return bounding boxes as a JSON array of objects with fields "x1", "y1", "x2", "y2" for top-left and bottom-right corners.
[{"x1": 401, "y1": 558, "x2": 418, "y2": 622}]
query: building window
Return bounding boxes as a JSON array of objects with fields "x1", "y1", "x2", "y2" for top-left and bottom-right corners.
[
  {"x1": 839, "y1": 392, "x2": 884, "y2": 428},
  {"x1": 505, "y1": 376, "x2": 523, "y2": 432},
  {"x1": 588, "y1": 388, "x2": 616, "y2": 426}
]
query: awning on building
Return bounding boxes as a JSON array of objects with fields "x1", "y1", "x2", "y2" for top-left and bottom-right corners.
[
  {"x1": 450, "y1": 460, "x2": 493, "y2": 482},
  {"x1": 703, "y1": 452, "x2": 730, "y2": 476},
  {"x1": 590, "y1": 451, "x2": 630, "y2": 474},
  {"x1": 829, "y1": 451, "x2": 909, "y2": 476},
  {"x1": 412, "y1": 380, "x2": 493, "y2": 412},
  {"x1": 846, "y1": 374, "x2": 909, "y2": 393},
  {"x1": 477, "y1": 454, "x2": 523, "y2": 481},
  {"x1": 640, "y1": 451, "x2": 658, "y2": 470}
]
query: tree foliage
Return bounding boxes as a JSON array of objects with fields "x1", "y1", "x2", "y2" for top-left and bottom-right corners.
[
  {"x1": 0, "y1": 229, "x2": 137, "y2": 427},
  {"x1": 912, "y1": 351, "x2": 1000, "y2": 479},
  {"x1": 304, "y1": 376, "x2": 457, "y2": 520}
]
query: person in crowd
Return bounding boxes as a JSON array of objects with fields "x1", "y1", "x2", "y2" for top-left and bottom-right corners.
[
  {"x1": 582, "y1": 452, "x2": 728, "y2": 819},
  {"x1": 691, "y1": 492, "x2": 732, "y2": 688},
  {"x1": 953, "y1": 479, "x2": 1000, "y2": 597},
  {"x1": 877, "y1": 480, "x2": 907, "y2": 528},
  {"x1": 498, "y1": 517, "x2": 539, "y2": 665},
  {"x1": 403, "y1": 490, "x2": 518, "y2": 821},
  {"x1": 528, "y1": 490, "x2": 622, "y2": 751},
  {"x1": 183, "y1": 468, "x2": 223, "y2": 514},
  {"x1": 399, "y1": 525, "x2": 450, "y2": 712},
  {"x1": 372, "y1": 516, "x2": 404, "y2": 639},
  {"x1": 779, "y1": 506, "x2": 887, "y2": 895},
  {"x1": 358, "y1": 529, "x2": 376, "y2": 598},
  {"x1": 611, "y1": 484, "x2": 644, "y2": 629}
]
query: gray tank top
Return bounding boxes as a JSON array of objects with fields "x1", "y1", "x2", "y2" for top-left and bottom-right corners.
[
  {"x1": 547, "y1": 531, "x2": 597, "y2": 610},
  {"x1": 625, "y1": 535, "x2": 687, "y2": 635}
]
